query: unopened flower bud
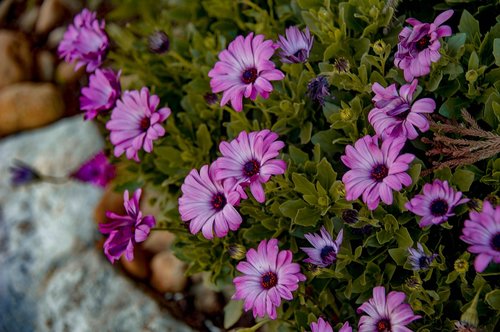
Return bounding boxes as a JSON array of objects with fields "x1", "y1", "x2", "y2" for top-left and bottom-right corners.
[
  {"x1": 204, "y1": 92, "x2": 218, "y2": 106},
  {"x1": 148, "y1": 31, "x2": 170, "y2": 54},
  {"x1": 460, "y1": 290, "x2": 481, "y2": 328},
  {"x1": 454, "y1": 258, "x2": 469, "y2": 273},
  {"x1": 333, "y1": 57, "x2": 350, "y2": 73},
  {"x1": 340, "y1": 108, "x2": 352, "y2": 121},
  {"x1": 341, "y1": 209, "x2": 359, "y2": 224},
  {"x1": 405, "y1": 276, "x2": 422, "y2": 291},
  {"x1": 373, "y1": 40, "x2": 386, "y2": 56},
  {"x1": 228, "y1": 244, "x2": 247, "y2": 260},
  {"x1": 465, "y1": 69, "x2": 478, "y2": 83}
]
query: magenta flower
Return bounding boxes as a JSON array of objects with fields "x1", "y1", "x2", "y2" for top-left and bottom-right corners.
[
  {"x1": 405, "y1": 179, "x2": 468, "y2": 228},
  {"x1": 232, "y1": 239, "x2": 306, "y2": 320},
  {"x1": 80, "y1": 68, "x2": 121, "y2": 120},
  {"x1": 307, "y1": 75, "x2": 330, "y2": 106},
  {"x1": 357, "y1": 286, "x2": 420, "y2": 332},
  {"x1": 301, "y1": 227, "x2": 343, "y2": 267},
  {"x1": 341, "y1": 135, "x2": 414, "y2": 210},
  {"x1": 277, "y1": 26, "x2": 314, "y2": 64},
  {"x1": 106, "y1": 87, "x2": 171, "y2": 162},
  {"x1": 71, "y1": 151, "x2": 116, "y2": 187},
  {"x1": 178, "y1": 164, "x2": 242, "y2": 239},
  {"x1": 58, "y1": 9, "x2": 109, "y2": 72},
  {"x1": 460, "y1": 201, "x2": 500, "y2": 272},
  {"x1": 407, "y1": 243, "x2": 437, "y2": 271},
  {"x1": 98, "y1": 189, "x2": 155, "y2": 263},
  {"x1": 310, "y1": 318, "x2": 352, "y2": 332},
  {"x1": 394, "y1": 10, "x2": 453, "y2": 81},
  {"x1": 208, "y1": 33, "x2": 285, "y2": 112},
  {"x1": 368, "y1": 79, "x2": 435, "y2": 140},
  {"x1": 214, "y1": 130, "x2": 286, "y2": 203}
]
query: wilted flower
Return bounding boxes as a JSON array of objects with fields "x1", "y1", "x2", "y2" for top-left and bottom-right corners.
[
  {"x1": 394, "y1": 10, "x2": 453, "y2": 81},
  {"x1": 301, "y1": 227, "x2": 343, "y2": 267},
  {"x1": 204, "y1": 92, "x2": 218, "y2": 105},
  {"x1": 357, "y1": 286, "x2": 420, "y2": 332},
  {"x1": 408, "y1": 243, "x2": 437, "y2": 271},
  {"x1": 232, "y1": 238, "x2": 306, "y2": 319},
  {"x1": 307, "y1": 75, "x2": 330, "y2": 105},
  {"x1": 277, "y1": 26, "x2": 314, "y2": 64},
  {"x1": 341, "y1": 209, "x2": 359, "y2": 224},
  {"x1": 310, "y1": 318, "x2": 333, "y2": 332},
  {"x1": 98, "y1": 189, "x2": 155, "y2": 263},
  {"x1": 80, "y1": 68, "x2": 121, "y2": 120},
  {"x1": 333, "y1": 57, "x2": 350, "y2": 73},
  {"x1": 454, "y1": 321, "x2": 478, "y2": 332},
  {"x1": 404, "y1": 276, "x2": 422, "y2": 291},
  {"x1": 58, "y1": 9, "x2": 108, "y2": 72},
  {"x1": 341, "y1": 135, "x2": 414, "y2": 210},
  {"x1": 460, "y1": 200, "x2": 500, "y2": 272},
  {"x1": 106, "y1": 87, "x2": 171, "y2": 162},
  {"x1": 9, "y1": 161, "x2": 41, "y2": 186},
  {"x1": 70, "y1": 151, "x2": 116, "y2": 187},
  {"x1": 454, "y1": 259, "x2": 469, "y2": 273},
  {"x1": 148, "y1": 31, "x2": 170, "y2": 54},
  {"x1": 368, "y1": 79, "x2": 436, "y2": 140},
  {"x1": 405, "y1": 179, "x2": 468, "y2": 228},
  {"x1": 178, "y1": 164, "x2": 242, "y2": 239},
  {"x1": 208, "y1": 33, "x2": 284, "y2": 112},
  {"x1": 228, "y1": 244, "x2": 247, "y2": 260},
  {"x1": 214, "y1": 130, "x2": 286, "y2": 203}
]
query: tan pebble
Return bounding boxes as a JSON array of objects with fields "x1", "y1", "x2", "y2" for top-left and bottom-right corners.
[
  {"x1": 94, "y1": 186, "x2": 125, "y2": 225},
  {"x1": 121, "y1": 246, "x2": 151, "y2": 280},
  {"x1": 150, "y1": 251, "x2": 187, "y2": 293},
  {"x1": 0, "y1": 31, "x2": 32, "y2": 89}
]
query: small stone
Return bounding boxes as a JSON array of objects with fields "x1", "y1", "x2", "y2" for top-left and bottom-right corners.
[
  {"x1": 0, "y1": 83, "x2": 64, "y2": 136},
  {"x1": 18, "y1": 6, "x2": 40, "y2": 32},
  {"x1": 94, "y1": 186, "x2": 125, "y2": 225},
  {"x1": 120, "y1": 246, "x2": 151, "y2": 280},
  {"x1": 0, "y1": 0, "x2": 15, "y2": 25},
  {"x1": 47, "y1": 26, "x2": 66, "y2": 49},
  {"x1": 36, "y1": 0, "x2": 66, "y2": 34},
  {"x1": 143, "y1": 231, "x2": 175, "y2": 254},
  {"x1": 192, "y1": 284, "x2": 222, "y2": 315},
  {"x1": 150, "y1": 251, "x2": 187, "y2": 293},
  {"x1": 0, "y1": 30, "x2": 32, "y2": 90},
  {"x1": 36, "y1": 50, "x2": 55, "y2": 81},
  {"x1": 55, "y1": 61, "x2": 85, "y2": 84}
]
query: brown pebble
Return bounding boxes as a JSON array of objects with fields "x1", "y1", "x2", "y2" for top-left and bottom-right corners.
[{"x1": 150, "y1": 251, "x2": 187, "y2": 293}]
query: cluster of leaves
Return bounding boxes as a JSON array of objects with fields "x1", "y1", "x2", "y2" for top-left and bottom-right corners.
[{"x1": 105, "y1": 0, "x2": 500, "y2": 330}]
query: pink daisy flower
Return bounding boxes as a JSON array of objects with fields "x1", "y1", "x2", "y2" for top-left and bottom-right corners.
[
  {"x1": 277, "y1": 26, "x2": 314, "y2": 64},
  {"x1": 460, "y1": 200, "x2": 500, "y2": 272},
  {"x1": 57, "y1": 9, "x2": 109, "y2": 72},
  {"x1": 301, "y1": 227, "x2": 343, "y2": 267},
  {"x1": 70, "y1": 151, "x2": 116, "y2": 187},
  {"x1": 214, "y1": 130, "x2": 287, "y2": 203},
  {"x1": 98, "y1": 189, "x2": 155, "y2": 263},
  {"x1": 106, "y1": 87, "x2": 171, "y2": 162},
  {"x1": 394, "y1": 10, "x2": 453, "y2": 82},
  {"x1": 178, "y1": 163, "x2": 242, "y2": 239},
  {"x1": 80, "y1": 68, "x2": 121, "y2": 120},
  {"x1": 208, "y1": 33, "x2": 285, "y2": 112},
  {"x1": 368, "y1": 79, "x2": 435, "y2": 140},
  {"x1": 232, "y1": 238, "x2": 306, "y2": 320},
  {"x1": 341, "y1": 135, "x2": 414, "y2": 210},
  {"x1": 310, "y1": 318, "x2": 352, "y2": 332},
  {"x1": 357, "y1": 286, "x2": 420, "y2": 332},
  {"x1": 405, "y1": 179, "x2": 468, "y2": 228}
]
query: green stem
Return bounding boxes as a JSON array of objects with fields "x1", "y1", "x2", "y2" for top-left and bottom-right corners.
[
  {"x1": 305, "y1": 62, "x2": 315, "y2": 75},
  {"x1": 167, "y1": 51, "x2": 192, "y2": 69}
]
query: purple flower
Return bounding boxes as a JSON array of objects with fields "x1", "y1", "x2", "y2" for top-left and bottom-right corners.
[
  {"x1": 148, "y1": 31, "x2": 170, "y2": 54},
  {"x1": 58, "y1": 9, "x2": 109, "y2": 72},
  {"x1": 408, "y1": 243, "x2": 437, "y2": 271},
  {"x1": 178, "y1": 163, "x2": 242, "y2": 239},
  {"x1": 9, "y1": 161, "x2": 41, "y2": 186},
  {"x1": 394, "y1": 10, "x2": 453, "y2": 82},
  {"x1": 307, "y1": 75, "x2": 330, "y2": 106},
  {"x1": 208, "y1": 33, "x2": 285, "y2": 112},
  {"x1": 80, "y1": 68, "x2": 121, "y2": 120},
  {"x1": 341, "y1": 135, "x2": 414, "y2": 210},
  {"x1": 70, "y1": 151, "x2": 116, "y2": 188},
  {"x1": 310, "y1": 318, "x2": 352, "y2": 332},
  {"x1": 106, "y1": 87, "x2": 171, "y2": 162},
  {"x1": 460, "y1": 201, "x2": 500, "y2": 272},
  {"x1": 301, "y1": 227, "x2": 343, "y2": 267},
  {"x1": 405, "y1": 179, "x2": 468, "y2": 228},
  {"x1": 232, "y1": 238, "x2": 306, "y2": 320},
  {"x1": 357, "y1": 286, "x2": 420, "y2": 332},
  {"x1": 214, "y1": 130, "x2": 287, "y2": 203},
  {"x1": 98, "y1": 189, "x2": 155, "y2": 263},
  {"x1": 277, "y1": 26, "x2": 314, "y2": 64},
  {"x1": 368, "y1": 79, "x2": 435, "y2": 140}
]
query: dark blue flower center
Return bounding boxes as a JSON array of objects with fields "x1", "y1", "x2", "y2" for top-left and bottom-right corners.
[
  {"x1": 416, "y1": 35, "x2": 431, "y2": 51},
  {"x1": 430, "y1": 199, "x2": 448, "y2": 216},
  {"x1": 320, "y1": 246, "x2": 336, "y2": 264},
  {"x1": 293, "y1": 49, "x2": 308, "y2": 61},
  {"x1": 243, "y1": 159, "x2": 260, "y2": 177},
  {"x1": 211, "y1": 193, "x2": 226, "y2": 211},
  {"x1": 491, "y1": 233, "x2": 500, "y2": 251},
  {"x1": 342, "y1": 209, "x2": 359, "y2": 224},
  {"x1": 242, "y1": 68, "x2": 258, "y2": 84},
  {"x1": 140, "y1": 117, "x2": 150, "y2": 130},
  {"x1": 261, "y1": 271, "x2": 278, "y2": 289},
  {"x1": 376, "y1": 319, "x2": 391, "y2": 332},
  {"x1": 371, "y1": 164, "x2": 388, "y2": 182},
  {"x1": 419, "y1": 256, "x2": 430, "y2": 269}
]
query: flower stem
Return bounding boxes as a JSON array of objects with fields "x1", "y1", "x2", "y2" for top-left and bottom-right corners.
[{"x1": 305, "y1": 62, "x2": 315, "y2": 75}]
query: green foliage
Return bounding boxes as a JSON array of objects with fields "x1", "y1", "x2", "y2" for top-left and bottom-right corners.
[{"x1": 105, "y1": 0, "x2": 500, "y2": 330}]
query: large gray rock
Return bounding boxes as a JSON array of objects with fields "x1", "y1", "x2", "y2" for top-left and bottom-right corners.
[{"x1": 0, "y1": 116, "x2": 192, "y2": 332}]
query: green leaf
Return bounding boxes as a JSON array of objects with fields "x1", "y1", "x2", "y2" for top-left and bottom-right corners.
[
  {"x1": 196, "y1": 124, "x2": 213, "y2": 154},
  {"x1": 294, "y1": 207, "x2": 321, "y2": 226},
  {"x1": 395, "y1": 227, "x2": 414, "y2": 249},
  {"x1": 280, "y1": 199, "x2": 307, "y2": 219},
  {"x1": 289, "y1": 145, "x2": 309, "y2": 164},
  {"x1": 316, "y1": 158, "x2": 337, "y2": 192},
  {"x1": 452, "y1": 169, "x2": 475, "y2": 192},
  {"x1": 485, "y1": 289, "x2": 500, "y2": 311},
  {"x1": 494, "y1": 38, "x2": 500, "y2": 66},
  {"x1": 376, "y1": 229, "x2": 393, "y2": 245},
  {"x1": 292, "y1": 173, "x2": 317, "y2": 196},
  {"x1": 458, "y1": 10, "x2": 480, "y2": 43},
  {"x1": 223, "y1": 300, "x2": 243, "y2": 329},
  {"x1": 300, "y1": 122, "x2": 313, "y2": 144}
]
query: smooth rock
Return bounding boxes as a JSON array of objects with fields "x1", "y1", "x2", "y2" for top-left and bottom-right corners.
[
  {"x1": 94, "y1": 186, "x2": 125, "y2": 225},
  {"x1": 143, "y1": 231, "x2": 175, "y2": 254},
  {"x1": 121, "y1": 245, "x2": 151, "y2": 280},
  {"x1": 0, "y1": 31, "x2": 32, "y2": 89},
  {"x1": 47, "y1": 26, "x2": 66, "y2": 49},
  {"x1": 55, "y1": 60, "x2": 85, "y2": 84},
  {"x1": 193, "y1": 284, "x2": 222, "y2": 315},
  {"x1": 150, "y1": 251, "x2": 188, "y2": 293},
  {"x1": 18, "y1": 6, "x2": 40, "y2": 33},
  {"x1": 0, "y1": 83, "x2": 64, "y2": 136},
  {"x1": 36, "y1": 50, "x2": 55, "y2": 81},
  {"x1": 36, "y1": 0, "x2": 66, "y2": 35},
  {"x1": 0, "y1": 0, "x2": 15, "y2": 24}
]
